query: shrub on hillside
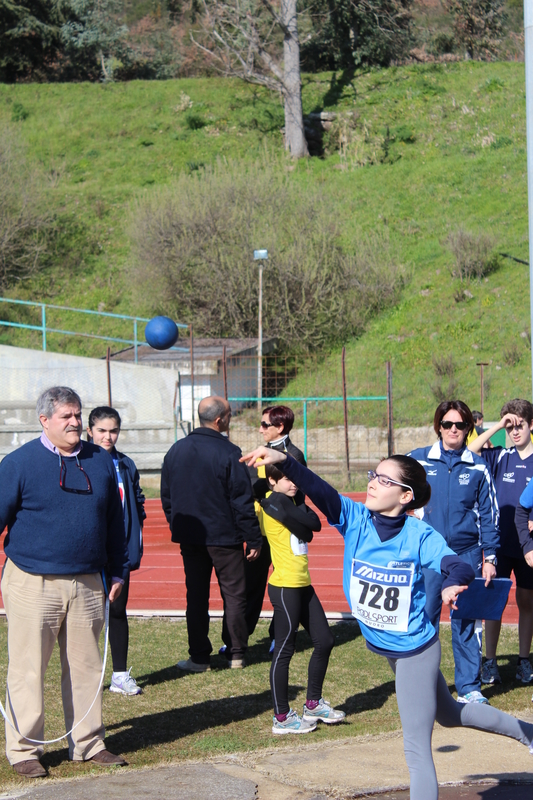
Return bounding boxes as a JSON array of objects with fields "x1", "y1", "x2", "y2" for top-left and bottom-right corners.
[
  {"x1": 128, "y1": 159, "x2": 406, "y2": 352},
  {"x1": 0, "y1": 127, "x2": 53, "y2": 292},
  {"x1": 446, "y1": 228, "x2": 500, "y2": 281}
]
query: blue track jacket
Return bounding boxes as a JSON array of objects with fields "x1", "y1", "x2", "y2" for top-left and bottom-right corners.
[{"x1": 408, "y1": 442, "x2": 499, "y2": 557}]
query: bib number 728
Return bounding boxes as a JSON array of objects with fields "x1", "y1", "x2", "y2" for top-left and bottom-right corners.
[{"x1": 357, "y1": 580, "x2": 400, "y2": 612}]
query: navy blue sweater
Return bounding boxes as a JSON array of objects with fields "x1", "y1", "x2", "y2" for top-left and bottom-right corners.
[{"x1": 0, "y1": 439, "x2": 129, "y2": 578}]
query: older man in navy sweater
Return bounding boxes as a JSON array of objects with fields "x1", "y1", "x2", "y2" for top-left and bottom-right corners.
[{"x1": 0, "y1": 386, "x2": 129, "y2": 778}]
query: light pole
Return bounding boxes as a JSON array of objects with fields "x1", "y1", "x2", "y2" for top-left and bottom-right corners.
[
  {"x1": 525, "y1": 0, "x2": 533, "y2": 399},
  {"x1": 254, "y1": 249, "x2": 268, "y2": 410},
  {"x1": 476, "y1": 362, "x2": 489, "y2": 416}
]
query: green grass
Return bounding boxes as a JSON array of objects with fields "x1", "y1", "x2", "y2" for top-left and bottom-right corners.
[
  {"x1": 0, "y1": 617, "x2": 531, "y2": 789},
  {"x1": 0, "y1": 61, "x2": 531, "y2": 418}
]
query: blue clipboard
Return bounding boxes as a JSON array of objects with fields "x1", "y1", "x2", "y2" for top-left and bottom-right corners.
[{"x1": 449, "y1": 577, "x2": 512, "y2": 621}]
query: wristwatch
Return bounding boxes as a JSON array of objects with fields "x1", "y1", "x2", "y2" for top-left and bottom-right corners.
[{"x1": 484, "y1": 555, "x2": 498, "y2": 566}]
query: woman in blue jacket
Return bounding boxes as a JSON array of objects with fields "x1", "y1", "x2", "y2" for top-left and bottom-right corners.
[
  {"x1": 408, "y1": 400, "x2": 499, "y2": 705},
  {"x1": 240, "y1": 446, "x2": 533, "y2": 800},
  {"x1": 88, "y1": 406, "x2": 146, "y2": 696}
]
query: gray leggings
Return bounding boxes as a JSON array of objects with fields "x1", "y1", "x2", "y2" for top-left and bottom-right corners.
[{"x1": 387, "y1": 638, "x2": 533, "y2": 800}]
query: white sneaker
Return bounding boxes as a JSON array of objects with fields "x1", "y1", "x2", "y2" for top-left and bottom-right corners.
[
  {"x1": 109, "y1": 668, "x2": 142, "y2": 695},
  {"x1": 457, "y1": 690, "x2": 489, "y2": 704},
  {"x1": 272, "y1": 709, "x2": 317, "y2": 735},
  {"x1": 302, "y1": 698, "x2": 346, "y2": 724}
]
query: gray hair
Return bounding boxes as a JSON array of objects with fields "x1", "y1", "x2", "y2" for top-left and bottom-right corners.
[
  {"x1": 198, "y1": 396, "x2": 228, "y2": 424},
  {"x1": 36, "y1": 386, "x2": 82, "y2": 419}
]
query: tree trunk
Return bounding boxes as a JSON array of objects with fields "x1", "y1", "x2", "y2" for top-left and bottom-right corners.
[{"x1": 281, "y1": 0, "x2": 308, "y2": 158}]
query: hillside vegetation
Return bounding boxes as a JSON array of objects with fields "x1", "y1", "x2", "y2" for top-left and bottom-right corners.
[{"x1": 0, "y1": 59, "x2": 530, "y2": 424}]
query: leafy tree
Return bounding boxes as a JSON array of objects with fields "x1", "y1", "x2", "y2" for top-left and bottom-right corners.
[
  {"x1": 301, "y1": 0, "x2": 414, "y2": 71},
  {"x1": 0, "y1": 125, "x2": 53, "y2": 292},
  {"x1": 0, "y1": 0, "x2": 66, "y2": 81},
  {"x1": 128, "y1": 159, "x2": 405, "y2": 351},
  {"x1": 444, "y1": 0, "x2": 505, "y2": 60},
  {"x1": 60, "y1": 0, "x2": 128, "y2": 80},
  {"x1": 192, "y1": 0, "x2": 308, "y2": 158}
]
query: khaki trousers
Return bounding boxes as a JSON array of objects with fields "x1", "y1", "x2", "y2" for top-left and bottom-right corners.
[{"x1": 1, "y1": 560, "x2": 106, "y2": 764}]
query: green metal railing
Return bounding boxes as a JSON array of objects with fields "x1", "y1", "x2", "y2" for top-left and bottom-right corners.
[
  {"x1": 228, "y1": 395, "x2": 388, "y2": 463},
  {"x1": 0, "y1": 297, "x2": 189, "y2": 363}
]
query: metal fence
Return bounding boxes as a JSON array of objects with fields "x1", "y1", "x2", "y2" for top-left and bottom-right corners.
[{"x1": 174, "y1": 347, "x2": 395, "y2": 490}]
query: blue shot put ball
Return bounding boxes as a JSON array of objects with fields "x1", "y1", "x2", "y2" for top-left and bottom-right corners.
[{"x1": 145, "y1": 316, "x2": 179, "y2": 350}]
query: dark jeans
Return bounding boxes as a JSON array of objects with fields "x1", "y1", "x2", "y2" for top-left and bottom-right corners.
[
  {"x1": 108, "y1": 571, "x2": 130, "y2": 673},
  {"x1": 180, "y1": 542, "x2": 248, "y2": 664},
  {"x1": 245, "y1": 535, "x2": 274, "y2": 639},
  {"x1": 423, "y1": 546, "x2": 484, "y2": 696},
  {"x1": 269, "y1": 584, "x2": 335, "y2": 715}
]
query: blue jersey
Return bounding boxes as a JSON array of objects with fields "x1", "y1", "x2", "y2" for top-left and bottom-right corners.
[
  {"x1": 333, "y1": 496, "x2": 456, "y2": 654},
  {"x1": 481, "y1": 447, "x2": 533, "y2": 558}
]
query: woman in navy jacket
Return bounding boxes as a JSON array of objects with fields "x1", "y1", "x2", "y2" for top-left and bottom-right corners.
[
  {"x1": 408, "y1": 400, "x2": 499, "y2": 704},
  {"x1": 88, "y1": 406, "x2": 146, "y2": 696}
]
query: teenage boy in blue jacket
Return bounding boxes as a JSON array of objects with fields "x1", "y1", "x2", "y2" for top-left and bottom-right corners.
[
  {"x1": 469, "y1": 399, "x2": 533, "y2": 686},
  {"x1": 408, "y1": 400, "x2": 499, "y2": 705}
]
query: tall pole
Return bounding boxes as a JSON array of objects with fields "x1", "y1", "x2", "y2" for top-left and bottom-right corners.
[
  {"x1": 386, "y1": 360, "x2": 393, "y2": 458},
  {"x1": 342, "y1": 346, "x2": 351, "y2": 482},
  {"x1": 189, "y1": 323, "x2": 195, "y2": 425},
  {"x1": 222, "y1": 345, "x2": 228, "y2": 400},
  {"x1": 254, "y1": 249, "x2": 268, "y2": 410},
  {"x1": 526, "y1": 0, "x2": 533, "y2": 399},
  {"x1": 106, "y1": 346, "x2": 112, "y2": 406},
  {"x1": 258, "y1": 261, "x2": 263, "y2": 411},
  {"x1": 476, "y1": 362, "x2": 489, "y2": 416}
]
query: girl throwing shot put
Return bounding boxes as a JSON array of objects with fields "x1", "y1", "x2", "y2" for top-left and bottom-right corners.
[{"x1": 241, "y1": 447, "x2": 533, "y2": 800}]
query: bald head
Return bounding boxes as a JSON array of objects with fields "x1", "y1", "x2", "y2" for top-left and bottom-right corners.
[{"x1": 198, "y1": 396, "x2": 231, "y2": 431}]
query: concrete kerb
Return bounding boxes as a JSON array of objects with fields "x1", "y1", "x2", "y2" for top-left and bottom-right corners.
[{"x1": 3, "y1": 720, "x2": 533, "y2": 800}]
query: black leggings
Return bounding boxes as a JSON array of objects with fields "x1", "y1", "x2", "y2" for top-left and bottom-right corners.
[
  {"x1": 109, "y1": 572, "x2": 130, "y2": 673},
  {"x1": 269, "y1": 584, "x2": 335, "y2": 715}
]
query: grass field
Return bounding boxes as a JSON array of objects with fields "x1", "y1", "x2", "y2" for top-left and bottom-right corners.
[
  {"x1": 0, "y1": 618, "x2": 531, "y2": 789},
  {"x1": 0, "y1": 60, "x2": 531, "y2": 423}
]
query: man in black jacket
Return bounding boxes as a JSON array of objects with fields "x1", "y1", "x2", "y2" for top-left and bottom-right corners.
[{"x1": 161, "y1": 396, "x2": 262, "y2": 671}]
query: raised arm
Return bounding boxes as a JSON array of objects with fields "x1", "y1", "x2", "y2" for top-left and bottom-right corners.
[
  {"x1": 468, "y1": 414, "x2": 517, "y2": 454},
  {"x1": 240, "y1": 446, "x2": 342, "y2": 524}
]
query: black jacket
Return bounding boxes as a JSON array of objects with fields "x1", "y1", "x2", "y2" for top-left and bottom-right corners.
[
  {"x1": 161, "y1": 427, "x2": 262, "y2": 549},
  {"x1": 114, "y1": 449, "x2": 146, "y2": 571}
]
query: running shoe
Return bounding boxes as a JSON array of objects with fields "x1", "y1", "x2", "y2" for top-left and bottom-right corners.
[
  {"x1": 481, "y1": 658, "x2": 501, "y2": 685},
  {"x1": 302, "y1": 698, "x2": 346, "y2": 724},
  {"x1": 516, "y1": 658, "x2": 533, "y2": 684},
  {"x1": 109, "y1": 668, "x2": 142, "y2": 695},
  {"x1": 457, "y1": 690, "x2": 489, "y2": 704},
  {"x1": 271, "y1": 709, "x2": 317, "y2": 735}
]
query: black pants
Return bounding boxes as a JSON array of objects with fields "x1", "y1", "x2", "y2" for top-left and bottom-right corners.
[
  {"x1": 245, "y1": 535, "x2": 274, "y2": 639},
  {"x1": 269, "y1": 584, "x2": 335, "y2": 715},
  {"x1": 180, "y1": 542, "x2": 248, "y2": 664},
  {"x1": 108, "y1": 571, "x2": 130, "y2": 673}
]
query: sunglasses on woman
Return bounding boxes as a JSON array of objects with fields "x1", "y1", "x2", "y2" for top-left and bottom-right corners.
[{"x1": 440, "y1": 420, "x2": 468, "y2": 431}]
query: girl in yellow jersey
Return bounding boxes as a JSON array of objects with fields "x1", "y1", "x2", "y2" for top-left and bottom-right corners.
[{"x1": 261, "y1": 464, "x2": 346, "y2": 734}]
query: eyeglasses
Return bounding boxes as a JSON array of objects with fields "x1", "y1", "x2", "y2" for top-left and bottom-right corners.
[
  {"x1": 260, "y1": 421, "x2": 276, "y2": 429},
  {"x1": 440, "y1": 420, "x2": 469, "y2": 431},
  {"x1": 506, "y1": 422, "x2": 527, "y2": 432},
  {"x1": 367, "y1": 470, "x2": 414, "y2": 498},
  {"x1": 59, "y1": 455, "x2": 92, "y2": 494}
]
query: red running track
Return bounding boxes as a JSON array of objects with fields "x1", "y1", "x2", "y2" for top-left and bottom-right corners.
[{"x1": 0, "y1": 496, "x2": 519, "y2": 622}]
